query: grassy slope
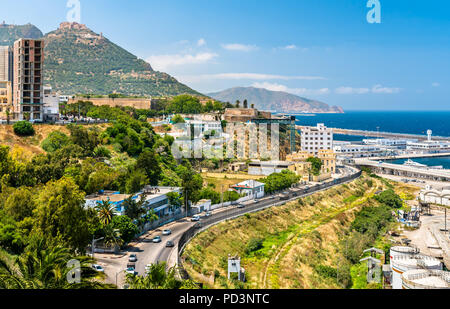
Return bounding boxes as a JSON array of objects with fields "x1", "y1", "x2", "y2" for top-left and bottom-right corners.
[
  {"x1": 182, "y1": 174, "x2": 419, "y2": 289},
  {"x1": 0, "y1": 124, "x2": 109, "y2": 157}
]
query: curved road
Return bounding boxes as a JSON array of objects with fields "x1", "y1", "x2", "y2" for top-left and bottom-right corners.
[{"x1": 99, "y1": 166, "x2": 359, "y2": 287}]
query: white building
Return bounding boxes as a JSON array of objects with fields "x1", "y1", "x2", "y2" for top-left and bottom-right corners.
[
  {"x1": 59, "y1": 95, "x2": 70, "y2": 103},
  {"x1": 333, "y1": 141, "x2": 383, "y2": 158},
  {"x1": 301, "y1": 123, "x2": 333, "y2": 156},
  {"x1": 363, "y1": 138, "x2": 418, "y2": 148},
  {"x1": 231, "y1": 180, "x2": 265, "y2": 199},
  {"x1": 185, "y1": 119, "x2": 223, "y2": 137},
  {"x1": 406, "y1": 130, "x2": 450, "y2": 153},
  {"x1": 43, "y1": 86, "x2": 60, "y2": 122},
  {"x1": 419, "y1": 185, "x2": 450, "y2": 207},
  {"x1": 248, "y1": 161, "x2": 294, "y2": 176},
  {"x1": 84, "y1": 186, "x2": 182, "y2": 217}
]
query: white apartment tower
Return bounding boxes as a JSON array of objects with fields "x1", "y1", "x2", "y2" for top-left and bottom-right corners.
[
  {"x1": 0, "y1": 46, "x2": 13, "y2": 82},
  {"x1": 301, "y1": 123, "x2": 333, "y2": 155}
]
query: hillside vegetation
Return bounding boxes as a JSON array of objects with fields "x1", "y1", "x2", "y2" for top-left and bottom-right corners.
[
  {"x1": 182, "y1": 174, "x2": 419, "y2": 289},
  {"x1": 0, "y1": 23, "x2": 43, "y2": 46}
]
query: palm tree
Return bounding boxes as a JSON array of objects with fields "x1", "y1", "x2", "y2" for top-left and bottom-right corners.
[
  {"x1": 95, "y1": 200, "x2": 116, "y2": 226},
  {"x1": 102, "y1": 224, "x2": 124, "y2": 250},
  {"x1": 0, "y1": 240, "x2": 113, "y2": 289},
  {"x1": 126, "y1": 262, "x2": 198, "y2": 289}
]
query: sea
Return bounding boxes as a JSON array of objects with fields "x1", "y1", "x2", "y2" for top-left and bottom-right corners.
[{"x1": 293, "y1": 111, "x2": 450, "y2": 168}]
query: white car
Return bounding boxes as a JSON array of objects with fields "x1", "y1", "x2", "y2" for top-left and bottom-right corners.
[
  {"x1": 191, "y1": 215, "x2": 201, "y2": 222},
  {"x1": 92, "y1": 264, "x2": 104, "y2": 272},
  {"x1": 162, "y1": 229, "x2": 172, "y2": 236}
]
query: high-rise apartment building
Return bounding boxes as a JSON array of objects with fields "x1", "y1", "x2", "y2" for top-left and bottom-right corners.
[
  {"x1": 13, "y1": 38, "x2": 44, "y2": 121},
  {"x1": 0, "y1": 46, "x2": 13, "y2": 82},
  {"x1": 301, "y1": 123, "x2": 333, "y2": 156}
]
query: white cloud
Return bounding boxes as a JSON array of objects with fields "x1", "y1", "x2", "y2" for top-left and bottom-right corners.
[
  {"x1": 147, "y1": 52, "x2": 218, "y2": 71},
  {"x1": 335, "y1": 85, "x2": 401, "y2": 94},
  {"x1": 283, "y1": 44, "x2": 297, "y2": 50},
  {"x1": 252, "y1": 82, "x2": 329, "y2": 96},
  {"x1": 178, "y1": 73, "x2": 325, "y2": 83},
  {"x1": 197, "y1": 38, "x2": 206, "y2": 47},
  {"x1": 335, "y1": 87, "x2": 370, "y2": 94},
  {"x1": 371, "y1": 84, "x2": 401, "y2": 94},
  {"x1": 221, "y1": 43, "x2": 258, "y2": 52},
  {"x1": 432, "y1": 82, "x2": 440, "y2": 87}
]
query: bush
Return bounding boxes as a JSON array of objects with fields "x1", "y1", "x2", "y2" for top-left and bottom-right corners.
[
  {"x1": 315, "y1": 265, "x2": 337, "y2": 279},
  {"x1": 374, "y1": 189, "x2": 403, "y2": 209},
  {"x1": 245, "y1": 238, "x2": 264, "y2": 255},
  {"x1": 13, "y1": 121, "x2": 35, "y2": 136}
]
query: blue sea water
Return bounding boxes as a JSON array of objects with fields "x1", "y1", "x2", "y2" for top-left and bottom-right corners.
[
  {"x1": 294, "y1": 111, "x2": 450, "y2": 168},
  {"x1": 295, "y1": 111, "x2": 450, "y2": 138},
  {"x1": 386, "y1": 157, "x2": 450, "y2": 169}
]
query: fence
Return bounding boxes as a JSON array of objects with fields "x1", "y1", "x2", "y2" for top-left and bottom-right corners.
[{"x1": 177, "y1": 167, "x2": 362, "y2": 280}]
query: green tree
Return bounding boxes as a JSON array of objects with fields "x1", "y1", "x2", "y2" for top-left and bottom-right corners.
[
  {"x1": 123, "y1": 195, "x2": 146, "y2": 221},
  {"x1": 136, "y1": 150, "x2": 161, "y2": 186},
  {"x1": 32, "y1": 178, "x2": 91, "y2": 253},
  {"x1": 171, "y1": 114, "x2": 185, "y2": 124},
  {"x1": 110, "y1": 216, "x2": 139, "y2": 244},
  {"x1": 3, "y1": 187, "x2": 35, "y2": 222},
  {"x1": 41, "y1": 131, "x2": 71, "y2": 153},
  {"x1": 307, "y1": 157, "x2": 323, "y2": 176},
  {"x1": 13, "y1": 121, "x2": 34, "y2": 137},
  {"x1": 125, "y1": 169, "x2": 148, "y2": 194}
]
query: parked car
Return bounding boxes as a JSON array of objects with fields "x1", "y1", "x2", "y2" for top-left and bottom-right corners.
[
  {"x1": 125, "y1": 267, "x2": 137, "y2": 275},
  {"x1": 166, "y1": 241, "x2": 175, "y2": 248},
  {"x1": 153, "y1": 236, "x2": 162, "y2": 243},
  {"x1": 128, "y1": 254, "x2": 137, "y2": 262},
  {"x1": 162, "y1": 229, "x2": 172, "y2": 236},
  {"x1": 191, "y1": 215, "x2": 201, "y2": 222},
  {"x1": 92, "y1": 264, "x2": 104, "y2": 272}
]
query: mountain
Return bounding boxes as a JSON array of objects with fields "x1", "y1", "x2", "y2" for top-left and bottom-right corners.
[
  {"x1": 1, "y1": 22, "x2": 200, "y2": 97},
  {"x1": 0, "y1": 23, "x2": 43, "y2": 45},
  {"x1": 42, "y1": 22, "x2": 200, "y2": 97},
  {"x1": 208, "y1": 87, "x2": 344, "y2": 113}
]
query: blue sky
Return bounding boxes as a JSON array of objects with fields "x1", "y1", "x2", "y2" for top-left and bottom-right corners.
[{"x1": 1, "y1": 0, "x2": 449, "y2": 110}]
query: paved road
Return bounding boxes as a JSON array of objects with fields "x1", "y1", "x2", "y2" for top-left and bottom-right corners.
[{"x1": 98, "y1": 166, "x2": 359, "y2": 287}]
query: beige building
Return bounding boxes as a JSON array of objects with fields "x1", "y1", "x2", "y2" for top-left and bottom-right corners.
[
  {"x1": 318, "y1": 149, "x2": 337, "y2": 174},
  {"x1": 13, "y1": 38, "x2": 45, "y2": 121},
  {"x1": 0, "y1": 81, "x2": 12, "y2": 120},
  {"x1": 68, "y1": 96, "x2": 151, "y2": 110},
  {"x1": 286, "y1": 149, "x2": 337, "y2": 181}
]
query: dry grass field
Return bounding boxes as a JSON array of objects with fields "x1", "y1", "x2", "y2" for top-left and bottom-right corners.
[{"x1": 181, "y1": 174, "x2": 418, "y2": 289}]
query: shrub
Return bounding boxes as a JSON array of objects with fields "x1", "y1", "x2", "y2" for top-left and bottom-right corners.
[
  {"x1": 374, "y1": 189, "x2": 403, "y2": 209},
  {"x1": 315, "y1": 265, "x2": 337, "y2": 279},
  {"x1": 245, "y1": 238, "x2": 264, "y2": 255},
  {"x1": 13, "y1": 121, "x2": 35, "y2": 136}
]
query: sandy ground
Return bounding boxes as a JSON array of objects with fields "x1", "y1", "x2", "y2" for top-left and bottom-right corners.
[{"x1": 403, "y1": 208, "x2": 450, "y2": 268}]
